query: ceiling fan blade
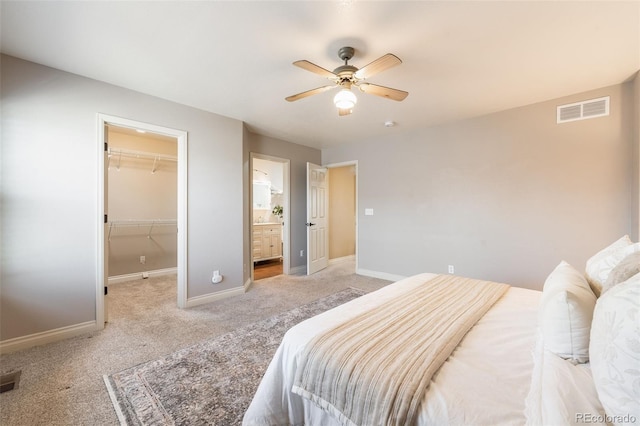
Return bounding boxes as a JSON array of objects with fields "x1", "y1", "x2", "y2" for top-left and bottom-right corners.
[
  {"x1": 354, "y1": 54, "x2": 402, "y2": 80},
  {"x1": 285, "y1": 85, "x2": 336, "y2": 102},
  {"x1": 358, "y1": 83, "x2": 408, "y2": 101},
  {"x1": 293, "y1": 60, "x2": 337, "y2": 79},
  {"x1": 338, "y1": 108, "x2": 352, "y2": 116}
]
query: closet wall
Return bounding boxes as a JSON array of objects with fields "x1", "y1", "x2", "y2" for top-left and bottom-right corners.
[{"x1": 108, "y1": 127, "x2": 177, "y2": 277}]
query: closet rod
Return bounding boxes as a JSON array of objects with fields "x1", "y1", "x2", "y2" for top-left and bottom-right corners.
[
  {"x1": 109, "y1": 219, "x2": 177, "y2": 226},
  {"x1": 108, "y1": 219, "x2": 177, "y2": 241},
  {"x1": 107, "y1": 147, "x2": 177, "y2": 162}
]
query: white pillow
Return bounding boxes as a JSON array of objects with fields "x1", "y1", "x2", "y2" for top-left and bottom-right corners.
[
  {"x1": 590, "y1": 274, "x2": 640, "y2": 425},
  {"x1": 539, "y1": 261, "x2": 596, "y2": 363},
  {"x1": 585, "y1": 236, "x2": 638, "y2": 297},
  {"x1": 542, "y1": 260, "x2": 591, "y2": 297},
  {"x1": 602, "y1": 252, "x2": 640, "y2": 295}
]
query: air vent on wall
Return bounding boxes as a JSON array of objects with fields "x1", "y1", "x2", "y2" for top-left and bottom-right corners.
[{"x1": 557, "y1": 96, "x2": 610, "y2": 123}]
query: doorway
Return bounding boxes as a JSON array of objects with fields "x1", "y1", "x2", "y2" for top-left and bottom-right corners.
[
  {"x1": 106, "y1": 124, "x2": 177, "y2": 286},
  {"x1": 305, "y1": 161, "x2": 358, "y2": 275},
  {"x1": 327, "y1": 163, "x2": 357, "y2": 267},
  {"x1": 250, "y1": 153, "x2": 290, "y2": 281},
  {"x1": 97, "y1": 114, "x2": 188, "y2": 330}
]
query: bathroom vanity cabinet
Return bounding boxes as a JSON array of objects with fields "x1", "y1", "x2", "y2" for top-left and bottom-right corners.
[{"x1": 252, "y1": 223, "x2": 282, "y2": 262}]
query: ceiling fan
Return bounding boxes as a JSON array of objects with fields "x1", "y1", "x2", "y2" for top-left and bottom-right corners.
[{"x1": 285, "y1": 46, "x2": 409, "y2": 116}]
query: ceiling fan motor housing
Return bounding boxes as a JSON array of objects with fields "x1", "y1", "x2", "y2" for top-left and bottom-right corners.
[
  {"x1": 334, "y1": 47, "x2": 358, "y2": 85},
  {"x1": 338, "y1": 46, "x2": 355, "y2": 62},
  {"x1": 333, "y1": 65, "x2": 358, "y2": 84}
]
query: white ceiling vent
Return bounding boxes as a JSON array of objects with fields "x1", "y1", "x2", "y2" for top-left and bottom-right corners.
[{"x1": 557, "y1": 96, "x2": 610, "y2": 124}]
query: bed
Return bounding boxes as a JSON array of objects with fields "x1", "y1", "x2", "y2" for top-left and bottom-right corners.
[{"x1": 243, "y1": 236, "x2": 640, "y2": 426}]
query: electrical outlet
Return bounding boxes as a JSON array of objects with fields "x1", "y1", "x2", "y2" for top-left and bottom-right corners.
[
  {"x1": 300, "y1": 250, "x2": 304, "y2": 257},
  {"x1": 448, "y1": 265, "x2": 455, "y2": 274},
  {"x1": 140, "y1": 255, "x2": 146, "y2": 264}
]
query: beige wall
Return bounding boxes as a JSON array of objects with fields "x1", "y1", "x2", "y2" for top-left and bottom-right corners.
[
  {"x1": 323, "y1": 83, "x2": 637, "y2": 290},
  {"x1": 329, "y1": 166, "x2": 356, "y2": 259},
  {"x1": 107, "y1": 129, "x2": 177, "y2": 276},
  {"x1": 1, "y1": 55, "x2": 244, "y2": 342}
]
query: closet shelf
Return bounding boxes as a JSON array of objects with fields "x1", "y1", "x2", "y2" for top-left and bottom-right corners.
[
  {"x1": 108, "y1": 219, "x2": 177, "y2": 241},
  {"x1": 108, "y1": 147, "x2": 177, "y2": 173}
]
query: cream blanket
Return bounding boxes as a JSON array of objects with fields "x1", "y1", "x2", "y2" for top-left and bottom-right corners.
[{"x1": 291, "y1": 275, "x2": 510, "y2": 426}]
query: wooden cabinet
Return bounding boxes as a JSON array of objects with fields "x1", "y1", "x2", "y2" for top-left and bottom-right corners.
[{"x1": 252, "y1": 223, "x2": 282, "y2": 262}]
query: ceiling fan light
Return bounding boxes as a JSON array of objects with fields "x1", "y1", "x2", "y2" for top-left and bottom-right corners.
[{"x1": 333, "y1": 89, "x2": 357, "y2": 109}]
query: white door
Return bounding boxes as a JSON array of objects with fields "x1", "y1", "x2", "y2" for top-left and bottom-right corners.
[{"x1": 306, "y1": 162, "x2": 329, "y2": 275}]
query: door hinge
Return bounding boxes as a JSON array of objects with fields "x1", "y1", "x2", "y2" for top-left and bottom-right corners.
[
  {"x1": 104, "y1": 214, "x2": 108, "y2": 224},
  {"x1": 104, "y1": 142, "x2": 108, "y2": 152}
]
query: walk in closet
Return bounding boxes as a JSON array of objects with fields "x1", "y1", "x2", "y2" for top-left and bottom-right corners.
[{"x1": 107, "y1": 126, "x2": 178, "y2": 279}]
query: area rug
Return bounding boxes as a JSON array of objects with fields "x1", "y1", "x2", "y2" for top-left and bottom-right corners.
[{"x1": 104, "y1": 287, "x2": 366, "y2": 425}]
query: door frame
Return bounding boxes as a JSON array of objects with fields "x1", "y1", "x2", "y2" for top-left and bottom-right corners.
[
  {"x1": 325, "y1": 160, "x2": 359, "y2": 272},
  {"x1": 249, "y1": 153, "x2": 290, "y2": 279},
  {"x1": 96, "y1": 113, "x2": 188, "y2": 330}
]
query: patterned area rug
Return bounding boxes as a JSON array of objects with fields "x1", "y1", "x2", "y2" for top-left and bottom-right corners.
[{"x1": 104, "y1": 287, "x2": 365, "y2": 425}]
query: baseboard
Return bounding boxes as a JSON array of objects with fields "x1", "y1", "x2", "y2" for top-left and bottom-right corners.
[
  {"x1": 0, "y1": 320, "x2": 96, "y2": 355},
  {"x1": 288, "y1": 265, "x2": 306, "y2": 275},
  {"x1": 108, "y1": 267, "x2": 177, "y2": 284},
  {"x1": 356, "y1": 268, "x2": 407, "y2": 282},
  {"x1": 185, "y1": 286, "x2": 245, "y2": 308},
  {"x1": 329, "y1": 254, "x2": 355, "y2": 265},
  {"x1": 244, "y1": 278, "x2": 253, "y2": 291}
]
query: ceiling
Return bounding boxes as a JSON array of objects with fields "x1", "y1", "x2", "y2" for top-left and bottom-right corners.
[
  {"x1": 109, "y1": 125, "x2": 177, "y2": 144},
  {"x1": 1, "y1": 1, "x2": 638, "y2": 150}
]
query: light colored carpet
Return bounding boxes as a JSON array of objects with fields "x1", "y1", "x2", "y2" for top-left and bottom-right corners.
[
  {"x1": 106, "y1": 288, "x2": 365, "y2": 425},
  {"x1": 0, "y1": 260, "x2": 390, "y2": 425}
]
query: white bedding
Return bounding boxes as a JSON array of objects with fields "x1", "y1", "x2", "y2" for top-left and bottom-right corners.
[
  {"x1": 525, "y1": 329, "x2": 606, "y2": 426},
  {"x1": 243, "y1": 273, "x2": 542, "y2": 426}
]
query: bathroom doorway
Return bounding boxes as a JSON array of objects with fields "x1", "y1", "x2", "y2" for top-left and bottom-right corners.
[{"x1": 250, "y1": 154, "x2": 290, "y2": 280}]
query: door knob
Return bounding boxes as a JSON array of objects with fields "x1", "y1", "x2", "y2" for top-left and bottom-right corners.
[{"x1": 306, "y1": 222, "x2": 316, "y2": 227}]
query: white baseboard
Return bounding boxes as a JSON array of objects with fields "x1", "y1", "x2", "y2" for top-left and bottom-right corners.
[
  {"x1": 0, "y1": 320, "x2": 96, "y2": 354},
  {"x1": 288, "y1": 265, "x2": 306, "y2": 275},
  {"x1": 108, "y1": 267, "x2": 177, "y2": 284},
  {"x1": 329, "y1": 254, "x2": 355, "y2": 265},
  {"x1": 356, "y1": 268, "x2": 407, "y2": 282},
  {"x1": 185, "y1": 286, "x2": 245, "y2": 308}
]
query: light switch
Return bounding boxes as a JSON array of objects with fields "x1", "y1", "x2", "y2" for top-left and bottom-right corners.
[{"x1": 365, "y1": 208, "x2": 374, "y2": 216}]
